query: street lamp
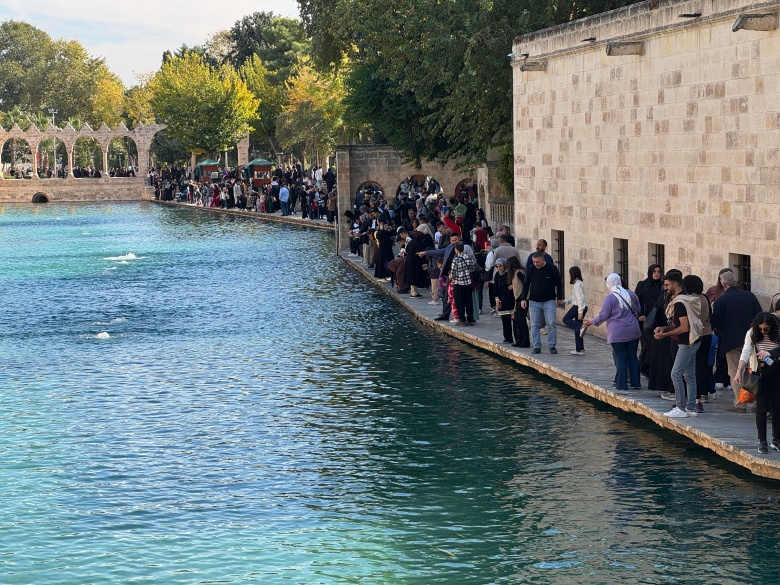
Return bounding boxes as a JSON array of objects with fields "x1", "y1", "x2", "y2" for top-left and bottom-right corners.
[{"x1": 48, "y1": 108, "x2": 58, "y2": 178}]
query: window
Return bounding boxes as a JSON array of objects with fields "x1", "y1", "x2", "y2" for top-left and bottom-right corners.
[
  {"x1": 648, "y1": 243, "x2": 665, "y2": 273},
  {"x1": 729, "y1": 253, "x2": 751, "y2": 291},
  {"x1": 552, "y1": 230, "x2": 565, "y2": 275},
  {"x1": 613, "y1": 238, "x2": 629, "y2": 288}
]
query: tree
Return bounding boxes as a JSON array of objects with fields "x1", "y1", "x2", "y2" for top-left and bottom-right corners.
[
  {"x1": 276, "y1": 63, "x2": 345, "y2": 166},
  {"x1": 123, "y1": 77, "x2": 156, "y2": 129},
  {"x1": 149, "y1": 52, "x2": 259, "y2": 156},
  {"x1": 0, "y1": 21, "x2": 127, "y2": 127},
  {"x1": 227, "y1": 12, "x2": 308, "y2": 83},
  {"x1": 239, "y1": 55, "x2": 286, "y2": 154},
  {"x1": 299, "y1": 0, "x2": 643, "y2": 168}
]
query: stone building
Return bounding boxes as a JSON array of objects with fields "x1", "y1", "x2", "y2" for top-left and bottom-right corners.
[{"x1": 512, "y1": 0, "x2": 780, "y2": 310}]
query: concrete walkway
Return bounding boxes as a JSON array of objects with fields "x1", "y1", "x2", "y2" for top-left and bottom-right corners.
[{"x1": 153, "y1": 201, "x2": 780, "y2": 481}]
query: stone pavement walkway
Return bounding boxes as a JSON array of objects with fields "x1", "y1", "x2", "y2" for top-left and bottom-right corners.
[
  {"x1": 340, "y1": 251, "x2": 780, "y2": 481},
  {"x1": 153, "y1": 201, "x2": 780, "y2": 481}
]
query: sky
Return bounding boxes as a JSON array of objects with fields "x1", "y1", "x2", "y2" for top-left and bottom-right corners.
[{"x1": 0, "y1": 0, "x2": 301, "y2": 86}]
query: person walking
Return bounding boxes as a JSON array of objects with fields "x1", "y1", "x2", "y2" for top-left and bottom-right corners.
[
  {"x1": 519, "y1": 252, "x2": 564, "y2": 354},
  {"x1": 562, "y1": 266, "x2": 588, "y2": 355},
  {"x1": 582, "y1": 274, "x2": 641, "y2": 390}
]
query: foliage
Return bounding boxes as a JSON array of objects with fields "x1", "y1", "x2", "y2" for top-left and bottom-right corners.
[
  {"x1": 123, "y1": 81, "x2": 156, "y2": 128},
  {"x1": 496, "y1": 143, "x2": 514, "y2": 198},
  {"x1": 239, "y1": 55, "x2": 286, "y2": 153},
  {"x1": 227, "y1": 12, "x2": 308, "y2": 82},
  {"x1": 299, "y1": 0, "x2": 644, "y2": 167},
  {"x1": 276, "y1": 63, "x2": 345, "y2": 165},
  {"x1": 0, "y1": 21, "x2": 126, "y2": 128},
  {"x1": 149, "y1": 52, "x2": 259, "y2": 156},
  {"x1": 150, "y1": 130, "x2": 191, "y2": 166}
]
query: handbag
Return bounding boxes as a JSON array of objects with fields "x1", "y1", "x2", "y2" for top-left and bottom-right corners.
[
  {"x1": 643, "y1": 306, "x2": 658, "y2": 332},
  {"x1": 739, "y1": 368, "x2": 761, "y2": 397}
]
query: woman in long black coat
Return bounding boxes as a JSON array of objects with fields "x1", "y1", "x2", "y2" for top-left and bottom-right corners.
[
  {"x1": 373, "y1": 223, "x2": 396, "y2": 279},
  {"x1": 403, "y1": 230, "x2": 429, "y2": 298},
  {"x1": 635, "y1": 264, "x2": 672, "y2": 391}
]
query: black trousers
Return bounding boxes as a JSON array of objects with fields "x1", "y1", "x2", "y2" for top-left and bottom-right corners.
[
  {"x1": 513, "y1": 300, "x2": 530, "y2": 347},
  {"x1": 454, "y1": 283, "x2": 474, "y2": 323},
  {"x1": 756, "y1": 363, "x2": 780, "y2": 443}
]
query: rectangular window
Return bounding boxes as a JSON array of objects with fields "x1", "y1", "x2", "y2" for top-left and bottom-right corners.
[
  {"x1": 551, "y1": 230, "x2": 565, "y2": 275},
  {"x1": 729, "y1": 253, "x2": 751, "y2": 291},
  {"x1": 648, "y1": 243, "x2": 665, "y2": 273},
  {"x1": 613, "y1": 238, "x2": 629, "y2": 288}
]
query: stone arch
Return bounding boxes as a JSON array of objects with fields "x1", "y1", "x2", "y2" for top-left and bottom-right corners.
[
  {"x1": 35, "y1": 138, "x2": 67, "y2": 178},
  {"x1": 396, "y1": 174, "x2": 443, "y2": 198},
  {"x1": 72, "y1": 136, "x2": 103, "y2": 176},
  {"x1": 107, "y1": 136, "x2": 139, "y2": 176},
  {"x1": 32, "y1": 192, "x2": 49, "y2": 203},
  {"x1": 1, "y1": 136, "x2": 34, "y2": 179},
  {"x1": 454, "y1": 178, "x2": 477, "y2": 199}
]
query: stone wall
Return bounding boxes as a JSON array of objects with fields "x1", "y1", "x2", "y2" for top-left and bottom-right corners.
[
  {"x1": 335, "y1": 145, "x2": 475, "y2": 248},
  {"x1": 513, "y1": 0, "x2": 780, "y2": 309},
  {"x1": 0, "y1": 178, "x2": 152, "y2": 203}
]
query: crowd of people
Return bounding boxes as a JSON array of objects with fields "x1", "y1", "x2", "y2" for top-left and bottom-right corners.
[
  {"x1": 149, "y1": 163, "x2": 338, "y2": 222},
  {"x1": 347, "y1": 187, "x2": 780, "y2": 455}
]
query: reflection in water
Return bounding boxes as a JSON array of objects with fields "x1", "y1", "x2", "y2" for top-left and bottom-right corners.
[{"x1": 0, "y1": 203, "x2": 778, "y2": 584}]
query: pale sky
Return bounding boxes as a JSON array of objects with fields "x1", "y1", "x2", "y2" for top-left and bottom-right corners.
[{"x1": 0, "y1": 0, "x2": 301, "y2": 86}]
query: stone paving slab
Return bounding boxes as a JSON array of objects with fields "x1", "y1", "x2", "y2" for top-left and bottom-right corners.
[{"x1": 339, "y1": 251, "x2": 780, "y2": 481}]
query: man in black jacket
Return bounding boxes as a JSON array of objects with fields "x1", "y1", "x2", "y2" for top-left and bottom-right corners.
[
  {"x1": 710, "y1": 270, "x2": 763, "y2": 409},
  {"x1": 520, "y1": 252, "x2": 564, "y2": 354}
]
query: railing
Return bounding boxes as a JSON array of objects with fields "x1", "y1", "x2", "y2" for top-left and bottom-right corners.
[{"x1": 488, "y1": 200, "x2": 514, "y2": 231}]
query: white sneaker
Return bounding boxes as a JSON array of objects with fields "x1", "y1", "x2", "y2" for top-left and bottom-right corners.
[
  {"x1": 427, "y1": 300, "x2": 438, "y2": 305},
  {"x1": 714, "y1": 383, "x2": 724, "y2": 390},
  {"x1": 664, "y1": 406, "x2": 688, "y2": 418},
  {"x1": 570, "y1": 350, "x2": 585, "y2": 355},
  {"x1": 685, "y1": 407, "x2": 698, "y2": 416}
]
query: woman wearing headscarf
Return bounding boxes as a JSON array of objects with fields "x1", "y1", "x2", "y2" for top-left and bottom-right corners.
[
  {"x1": 582, "y1": 274, "x2": 642, "y2": 390},
  {"x1": 507, "y1": 256, "x2": 530, "y2": 348},
  {"x1": 635, "y1": 264, "x2": 664, "y2": 376}
]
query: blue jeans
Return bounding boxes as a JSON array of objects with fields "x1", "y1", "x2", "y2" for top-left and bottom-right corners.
[
  {"x1": 671, "y1": 340, "x2": 700, "y2": 411},
  {"x1": 562, "y1": 305, "x2": 587, "y2": 352},
  {"x1": 529, "y1": 299, "x2": 558, "y2": 350},
  {"x1": 611, "y1": 338, "x2": 641, "y2": 390},
  {"x1": 281, "y1": 200, "x2": 290, "y2": 215}
]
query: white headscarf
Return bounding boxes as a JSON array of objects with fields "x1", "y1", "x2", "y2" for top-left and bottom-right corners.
[{"x1": 606, "y1": 273, "x2": 631, "y2": 307}]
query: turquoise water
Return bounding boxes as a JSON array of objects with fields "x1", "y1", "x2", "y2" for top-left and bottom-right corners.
[{"x1": 1, "y1": 203, "x2": 779, "y2": 584}]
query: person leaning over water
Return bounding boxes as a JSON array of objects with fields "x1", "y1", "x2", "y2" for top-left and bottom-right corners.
[
  {"x1": 734, "y1": 313, "x2": 780, "y2": 454},
  {"x1": 561, "y1": 266, "x2": 588, "y2": 355},
  {"x1": 582, "y1": 274, "x2": 641, "y2": 390}
]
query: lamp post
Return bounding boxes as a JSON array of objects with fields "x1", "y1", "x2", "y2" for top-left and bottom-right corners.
[{"x1": 47, "y1": 108, "x2": 58, "y2": 178}]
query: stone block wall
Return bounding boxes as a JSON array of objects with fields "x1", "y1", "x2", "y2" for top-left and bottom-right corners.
[
  {"x1": 0, "y1": 178, "x2": 151, "y2": 203},
  {"x1": 513, "y1": 0, "x2": 780, "y2": 309}
]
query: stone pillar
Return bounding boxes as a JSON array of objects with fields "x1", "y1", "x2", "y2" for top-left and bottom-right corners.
[
  {"x1": 102, "y1": 147, "x2": 109, "y2": 175},
  {"x1": 237, "y1": 134, "x2": 250, "y2": 167},
  {"x1": 30, "y1": 141, "x2": 39, "y2": 179},
  {"x1": 67, "y1": 147, "x2": 75, "y2": 178},
  {"x1": 335, "y1": 147, "x2": 352, "y2": 251}
]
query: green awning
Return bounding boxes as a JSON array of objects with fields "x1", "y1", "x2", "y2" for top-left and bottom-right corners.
[
  {"x1": 247, "y1": 158, "x2": 275, "y2": 167},
  {"x1": 197, "y1": 159, "x2": 220, "y2": 167}
]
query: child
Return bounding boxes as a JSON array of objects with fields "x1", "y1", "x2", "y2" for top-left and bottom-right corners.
[{"x1": 429, "y1": 257, "x2": 443, "y2": 304}]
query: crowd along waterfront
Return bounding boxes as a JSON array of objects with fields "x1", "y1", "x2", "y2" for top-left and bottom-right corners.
[{"x1": 2, "y1": 202, "x2": 779, "y2": 584}]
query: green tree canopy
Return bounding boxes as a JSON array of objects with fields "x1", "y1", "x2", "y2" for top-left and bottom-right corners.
[
  {"x1": 0, "y1": 20, "x2": 125, "y2": 128},
  {"x1": 298, "y1": 0, "x2": 643, "y2": 173},
  {"x1": 149, "y1": 52, "x2": 259, "y2": 156}
]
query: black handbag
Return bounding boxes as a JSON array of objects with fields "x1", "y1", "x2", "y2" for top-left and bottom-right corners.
[
  {"x1": 740, "y1": 368, "x2": 761, "y2": 396},
  {"x1": 643, "y1": 307, "x2": 658, "y2": 332}
]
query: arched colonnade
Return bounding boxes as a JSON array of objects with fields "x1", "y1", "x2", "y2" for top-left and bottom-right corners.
[{"x1": 0, "y1": 122, "x2": 166, "y2": 180}]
